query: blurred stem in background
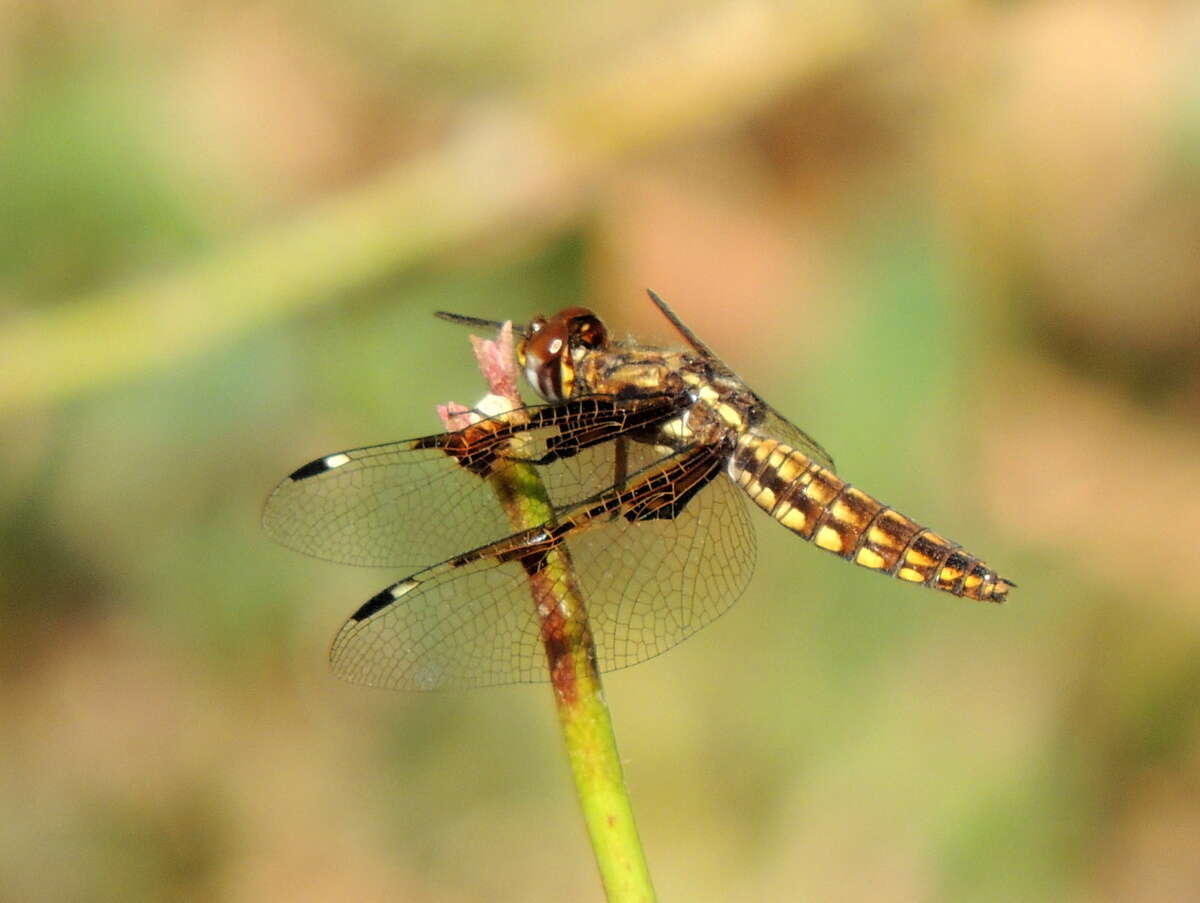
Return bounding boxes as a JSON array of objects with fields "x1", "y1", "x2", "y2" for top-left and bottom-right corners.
[
  {"x1": 441, "y1": 327, "x2": 655, "y2": 902},
  {"x1": 0, "y1": 1, "x2": 876, "y2": 417}
]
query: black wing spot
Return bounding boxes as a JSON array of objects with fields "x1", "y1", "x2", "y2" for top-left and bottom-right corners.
[
  {"x1": 352, "y1": 585, "x2": 400, "y2": 622},
  {"x1": 289, "y1": 458, "x2": 333, "y2": 481}
]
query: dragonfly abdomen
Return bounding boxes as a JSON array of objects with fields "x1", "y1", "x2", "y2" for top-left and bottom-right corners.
[{"x1": 729, "y1": 434, "x2": 1011, "y2": 603}]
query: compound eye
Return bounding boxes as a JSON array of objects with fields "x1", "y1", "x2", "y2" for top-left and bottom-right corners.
[
  {"x1": 521, "y1": 314, "x2": 571, "y2": 402},
  {"x1": 517, "y1": 316, "x2": 548, "y2": 368},
  {"x1": 573, "y1": 315, "x2": 608, "y2": 349}
]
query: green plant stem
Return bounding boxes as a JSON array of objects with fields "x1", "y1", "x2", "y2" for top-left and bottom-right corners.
[
  {"x1": 450, "y1": 328, "x2": 655, "y2": 902},
  {"x1": 552, "y1": 623, "x2": 657, "y2": 903},
  {"x1": 506, "y1": 488, "x2": 656, "y2": 902}
]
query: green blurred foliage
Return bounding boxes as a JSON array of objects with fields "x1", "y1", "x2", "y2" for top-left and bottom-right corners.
[
  {"x1": 0, "y1": 54, "x2": 206, "y2": 302},
  {"x1": 2, "y1": 2, "x2": 1199, "y2": 902}
]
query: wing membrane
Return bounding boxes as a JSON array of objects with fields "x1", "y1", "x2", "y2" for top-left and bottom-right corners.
[
  {"x1": 759, "y1": 403, "x2": 837, "y2": 472},
  {"x1": 262, "y1": 394, "x2": 682, "y2": 569},
  {"x1": 329, "y1": 444, "x2": 756, "y2": 689}
]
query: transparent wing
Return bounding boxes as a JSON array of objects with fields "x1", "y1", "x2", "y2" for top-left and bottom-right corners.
[
  {"x1": 328, "y1": 444, "x2": 756, "y2": 689},
  {"x1": 263, "y1": 394, "x2": 682, "y2": 569},
  {"x1": 573, "y1": 454, "x2": 756, "y2": 673},
  {"x1": 758, "y1": 402, "x2": 837, "y2": 472}
]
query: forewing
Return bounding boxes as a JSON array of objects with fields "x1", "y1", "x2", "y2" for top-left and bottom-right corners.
[
  {"x1": 328, "y1": 442, "x2": 757, "y2": 689},
  {"x1": 263, "y1": 395, "x2": 681, "y2": 569}
]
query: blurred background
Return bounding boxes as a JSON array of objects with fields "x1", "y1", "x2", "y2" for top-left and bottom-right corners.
[{"x1": 3, "y1": 1, "x2": 1199, "y2": 900}]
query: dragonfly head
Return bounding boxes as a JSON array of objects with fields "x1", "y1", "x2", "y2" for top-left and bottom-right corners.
[{"x1": 517, "y1": 307, "x2": 608, "y2": 402}]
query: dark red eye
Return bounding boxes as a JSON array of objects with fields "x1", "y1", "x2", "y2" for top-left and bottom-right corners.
[
  {"x1": 517, "y1": 307, "x2": 608, "y2": 402},
  {"x1": 572, "y1": 314, "x2": 608, "y2": 349},
  {"x1": 522, "y1": 316, "x2": 567, "y2": 363},
  {"x1": 519, "y1": 313, "x2": 571, "y2": 401}
]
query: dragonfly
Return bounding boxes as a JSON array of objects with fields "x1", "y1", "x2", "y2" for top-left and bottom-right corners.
[{"x1": 264, "y1": 291, "x2": 1013, "y2": 690}]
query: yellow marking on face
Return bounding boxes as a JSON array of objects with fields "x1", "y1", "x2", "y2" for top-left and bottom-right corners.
[
  {"x1": 779, "y1": 507, "x2": 807, "y2": 533},
  {"x1": 897, "y1": 567, "x2": 926, "y2": 583},
  {"x1": 856, "y1": 547, "x2": 885, "y2": 570},
  {"x1": 815, "y1": 525, "x2": 844, "y2": 552}
]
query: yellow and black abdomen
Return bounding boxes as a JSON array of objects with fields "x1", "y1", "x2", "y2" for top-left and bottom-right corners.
[{"x1": 728, "y1": 433, "x2": 1013, "y2": 603}]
